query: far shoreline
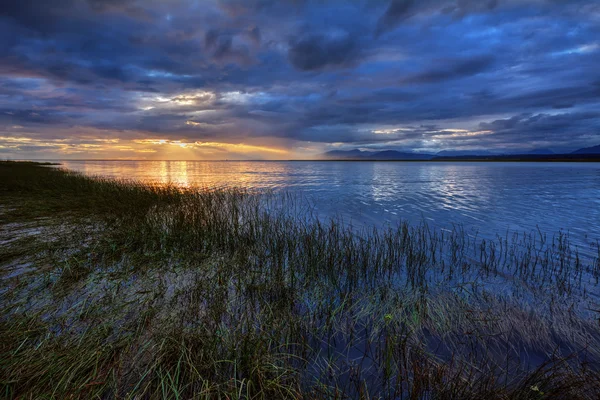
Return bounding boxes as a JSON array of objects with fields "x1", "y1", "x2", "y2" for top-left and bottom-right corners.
[{"x1": 11, "y1": 154, "x2": 600, "y2": 163}]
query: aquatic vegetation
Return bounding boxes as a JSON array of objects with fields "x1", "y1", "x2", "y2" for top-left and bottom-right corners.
[{"x1": 1, "y1": 161, "x2": 599, "y2": 399}]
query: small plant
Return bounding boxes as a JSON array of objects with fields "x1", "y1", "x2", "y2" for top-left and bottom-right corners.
[{"x1": 1, "y1": 161, "x2": 599, "y2": 399}]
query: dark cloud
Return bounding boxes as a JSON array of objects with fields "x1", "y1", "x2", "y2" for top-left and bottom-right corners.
[
  {"x1": 288, "y1": 32, "x2": 362, "y2": 71},
  {"x1": 201, "y1": 28, "x2": 256, "y2": 65},
  {"x1": 218, "y1": 0, "x2": 307, "y2": 16},
  {"x1": 442, "y1": 0, "x2": 498, "y2": 17},
  {"x1": 376, "y1": 0, "x2": 499, "y2": 35},
  {"x1": 204, "y1": 29, "x2": 220, "y2": 49},
  {"x1": 497, "y1": 82, "x2": 600, "y2": 111},
  {"x1": 479, "y1": 112, "x2": 600, "y2": 134},
  {"x1": 401, "y1": 55, "x2": 495, "y2": 84},
  {"x1": 87, "y1": 0, "x2": 137, "y2": 12},
  {"x1": 473, "y1": 111, "x2": 600, "y2": 150},
  {"x1": 376, "y1": 0, "x2": 416, "y2": 35},
  {"x1": 0, "y1": 108, "x2": 75, "y2": 125},
  {"x1": 0, "y1": 0, "x2": 599, "y2": 157},
  {"x1": 248, "y1": 26, "x2": 261, "y2": 43},
  {"x1": 0, "y1": 0, "x2": 76, "y2": 31}
]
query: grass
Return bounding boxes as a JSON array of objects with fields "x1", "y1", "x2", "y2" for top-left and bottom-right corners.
[{"x1": 1, "y1": 160, "x2": 600, "y2": 399}]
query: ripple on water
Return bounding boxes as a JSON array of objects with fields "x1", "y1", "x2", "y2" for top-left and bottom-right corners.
[{"x1": 54, "y1": 161, "x2": 600, "y2": 257}]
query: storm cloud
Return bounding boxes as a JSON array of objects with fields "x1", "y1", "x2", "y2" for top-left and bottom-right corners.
[
  {"x1": 0, "y1": 0, "x2": 598, "y2": 159},
  {"x1": 288, "y1": 31, "x2": 362, "y2": 71}
]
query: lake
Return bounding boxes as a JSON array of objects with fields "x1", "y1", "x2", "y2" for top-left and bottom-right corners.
[{"x1": 56, "y1": 160, "x2": 600, "y2": 258}]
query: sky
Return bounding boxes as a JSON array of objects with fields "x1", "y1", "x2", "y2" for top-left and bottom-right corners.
[{"x1": 1, "y1": 0, "x2": 599, "y2": 160}]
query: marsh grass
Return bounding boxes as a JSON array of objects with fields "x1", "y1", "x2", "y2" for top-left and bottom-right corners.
[{"x1": 1, "y1": 161, "x2": 600, "y2": 399}]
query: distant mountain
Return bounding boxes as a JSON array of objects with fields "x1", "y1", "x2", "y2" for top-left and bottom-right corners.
[
  {"x1": 520, "y1": 148, "x2": 555, "y2": 155},
  {"x1": 572, "y1": 144, "x2": 600, "y2": 154},
  {"x1": 436, "y1": 150, "x2": 494, "y2": 157},
  {"x1": 367, "y1": 150, "x2": 434, "y2": 160},
  {"x1": 322, "y1": 147, "x2": 600, "y2": 161},
  {"x1": 325, "y1": 149, "x2": 365, "y2": 159},
  {"x1": 323, "y1": 149, "x2": 434, "y2": 160}
]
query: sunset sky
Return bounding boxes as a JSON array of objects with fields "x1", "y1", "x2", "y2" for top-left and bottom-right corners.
[{"x1": 1, "y1": 0, "x2": 599, "y2": 160}]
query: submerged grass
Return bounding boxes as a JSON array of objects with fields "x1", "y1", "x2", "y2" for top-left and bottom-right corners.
[{"x1": 1, "y1": 160, "x2": 600, "y2": 399}]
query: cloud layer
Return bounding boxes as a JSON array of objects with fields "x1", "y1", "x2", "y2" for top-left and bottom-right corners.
[{"x1": 1, "y1": 0, "x2": 599, "y2": 158}]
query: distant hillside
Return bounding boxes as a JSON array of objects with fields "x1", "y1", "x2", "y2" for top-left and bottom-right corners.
[
  {"x1": 518, "y1": 148, "x2": 556, "y2": 155},
  {"x1": 325, "y1": 149, "x2": 365, "y2": 159},
  {"x1": 436, "y1": 150, "x2": 494, "y2": 157},
  {"x1": 321, "y1": 147, "x2": 600, "y2": 161},
  {"x1": 367, "y1": 150, "x2": 434, "y2": 160},
  {"x1": 572, "y1": 144, "x2": 600, "y2": 155},
  {"x1": 323, "y1": 149, "x2": 434, "y2": 160}
]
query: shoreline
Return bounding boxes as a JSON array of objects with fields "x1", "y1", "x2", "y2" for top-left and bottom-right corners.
[
  {"x1": 1, "y1": 161, "x2": 599, "y2": 398},
  {"x1": 6, "y1": 154, "x2": 600, "y2": 163}
]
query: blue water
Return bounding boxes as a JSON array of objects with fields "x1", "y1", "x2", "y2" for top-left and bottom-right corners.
[{"x1": 55, "y1": 160, "x2": 600, "y2": 257}]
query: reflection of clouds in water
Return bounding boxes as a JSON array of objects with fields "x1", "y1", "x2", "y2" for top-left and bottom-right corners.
[
  {"x1": 61, "y1": 161, "x2": 294, "y2": 189},
  {"x1": 370, "y1": 163, "x2": 398, "y2": 203},
  {"x1": 55, "y1": 161, "x2": 600, "y2": 257},
  {"x1": 366, "y1": 163, "x2": 495, "y2": 225},
  {"x1": 422, "y1": 164, "x2": 494, "y2": 223}
]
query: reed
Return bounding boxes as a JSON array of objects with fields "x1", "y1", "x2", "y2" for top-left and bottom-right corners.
[{"x1": 1, "y1": 161, "x2": 599, "y2": 399}]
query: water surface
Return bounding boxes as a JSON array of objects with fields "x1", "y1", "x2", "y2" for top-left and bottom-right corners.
[{"x1": 56, "y1": 160, "x2": 600, "y2": 256}]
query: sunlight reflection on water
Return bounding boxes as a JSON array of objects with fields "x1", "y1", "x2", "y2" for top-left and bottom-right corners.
[{"x1": 56, "y1": 160, "x2": 600, "y2": 257}]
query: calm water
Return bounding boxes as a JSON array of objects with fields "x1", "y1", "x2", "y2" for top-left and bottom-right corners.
[{"x1": 56, "y1": 160, "x2": 600, "y2": 256}]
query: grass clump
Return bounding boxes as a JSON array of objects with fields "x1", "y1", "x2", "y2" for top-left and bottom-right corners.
[{"x1": 1, "y1": 160, "x2": 600, "y2": 399}]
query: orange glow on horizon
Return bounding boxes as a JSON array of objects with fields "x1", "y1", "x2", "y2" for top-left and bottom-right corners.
[
  {"x1": 133, "y1": 139, "x2": 288, "y2": 155},
  {"x1": 0, "y1": 134, "x2": 290, "y2": 159}
]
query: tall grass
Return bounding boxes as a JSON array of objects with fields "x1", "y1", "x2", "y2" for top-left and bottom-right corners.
[{"x1": 1, "y1": 161, "x2": 599, "y2": 399}]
